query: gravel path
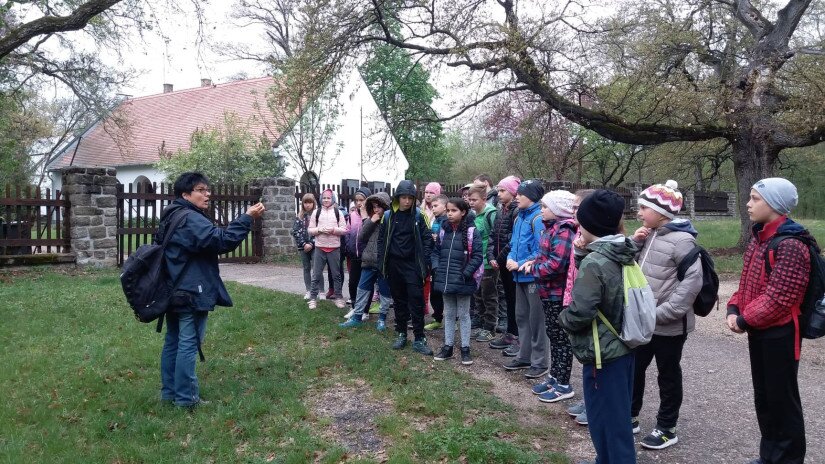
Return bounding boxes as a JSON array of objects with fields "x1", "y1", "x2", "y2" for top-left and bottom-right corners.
[{"x1": 220, "y1": 263, "x2": 825, "y2": 463}]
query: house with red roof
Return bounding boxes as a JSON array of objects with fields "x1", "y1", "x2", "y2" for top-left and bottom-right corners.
[{"x1": 47, "y1": 66, "x2": 409, "y2": 192}]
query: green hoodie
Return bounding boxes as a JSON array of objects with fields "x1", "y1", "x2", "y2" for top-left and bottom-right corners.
[
  {"x1": 559, "y1": 235, "x2": 638, "y2": 366},
  {"x1": 474, "y1": 203, "x2": 497, "y2": 270}
]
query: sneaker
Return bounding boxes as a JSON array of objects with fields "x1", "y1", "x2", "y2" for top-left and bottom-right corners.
[
  {"x1": 531, "y1": 377, "x2": 558, "y2": 395},
  {"x1": 489, "y1": 333, "x2": 516, "y2": 349},
  {"x1": 503, "y1": 359, "x2": 531, "y2": 370},
  {"x1": 392, "y1": 333, "x2": 407, "y2": 350},
  {"x1": 470, "y1": 327, "x2": 481, "y2": 338},
  {"x1": 575, "y1": 411, "x2": 588, "y2": 426},
  {"x1": 368, "y1": 302, "x2": 381, "y2": 314},
  {"x1": 640, "y1": 427, "x2": 679, "y2": 450},
  {"x1": 538, "y1": 384, "x2": 575, "y2": 403},
  {"x1": 475, "y1": 329, "x2": 494, "y2": 342},
  {"x1": 632, "y1": 418, "x2": 641, "y2": 434},
  {"x1": 303, "y1": 291, "x2": 311, "y2": 300},
  {"x1": 344, "y1": 308, "x2": 355, "y2": 319},
  {"x1": 567, "y1": 402, "x2": 586, "y2": 417},
  {"x1": 502, "y1": 343, "x2": 520, "y2": 357},
  {"x1": 308, "y1": 299, "x2": 317, "y2": 310},
  {"x1": 424, "y1": 321, "x2": 443, "y2": 331},
  {"x1": 524, "y1": 367, "x2": 549, "y2": 379},
  {"x1": 434, "y1": 345, "x2": 454, "y2": 361},
  {"x1": 361, "y1": 313, "x2": 369, "y2": 321},
  {"x1": 325, "y1": 289, "x2": 334, "y2": 300},
  {"x1": 335, "y1": 298, "x2": 347, "y2": 309},
  {"x1": 376, "y1": 315, "x2": 387, "y2": 332},
  {"x1": 460, "y1": 346, "x2": 473, "y2": 365},
  {"x1": 412, "y1": 338, "x2": 434, "y2": 356},
  {"x1": 339, "y1": 317, "x2": 363, "y2": 328},
  {"x1": 495, "y1": 319, "x2": 507, "y2": 334}
]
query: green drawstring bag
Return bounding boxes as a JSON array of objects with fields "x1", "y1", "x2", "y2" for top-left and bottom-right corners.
[{"x1": 592, "y1": 262, "x2": 657, "y2": 368}]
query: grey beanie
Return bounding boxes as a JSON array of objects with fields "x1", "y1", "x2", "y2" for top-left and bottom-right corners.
[{"x1": 752, "y1": 178, "x2": 798, "y2": 215}]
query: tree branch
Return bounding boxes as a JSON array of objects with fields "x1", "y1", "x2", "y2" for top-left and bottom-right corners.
[{"x1": 0, "y1": 0, "x2": 124, "y2": 59}]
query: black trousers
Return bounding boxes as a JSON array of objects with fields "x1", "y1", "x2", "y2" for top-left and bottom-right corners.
[
  {"x1": 749, "y1": 323, "x2": 805, "y2": 464},
  {"x1": 387, "y1": 257, "x2": 425, "y2": 339},
  {"x1": 430, "y1": 287, "x2": 444, "y2": 322},
  {"x1": 631, "y1": 333, "x2": 687, "y2": 430},
  {"x1": 348, "y1": 257, "x2": 363, "y2": 301},
  {"x1": 499, "y1": 265, "x2": 518, "y2": 336}
]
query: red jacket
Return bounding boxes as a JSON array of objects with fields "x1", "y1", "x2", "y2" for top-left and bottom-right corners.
[{"x1": 727, "y1": 216, "x2": 812, "y2": 357}]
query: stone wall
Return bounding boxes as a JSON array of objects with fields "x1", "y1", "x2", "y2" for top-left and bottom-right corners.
[
  {"x1": 254, "y1": 177, "x2": 298, "y2": 259},
  {"x1": 61, "y1": 167, "x2": 119, "y2": 267}
]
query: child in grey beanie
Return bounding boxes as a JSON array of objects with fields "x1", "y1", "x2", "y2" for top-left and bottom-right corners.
[{"x1": 752, "y1": 178, "x2": 798, "y2": 215}]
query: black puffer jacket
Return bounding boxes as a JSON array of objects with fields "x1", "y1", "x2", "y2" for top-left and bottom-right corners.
[
  {"x1": 431, "y1": 219, "x2": 483, "y2": 295},
  {"x1": 488, "y1": 200, "x2": 518, "y2": 266},
  {"x1": 291, "y1": 214, "x2": 314, "y2": 249}
]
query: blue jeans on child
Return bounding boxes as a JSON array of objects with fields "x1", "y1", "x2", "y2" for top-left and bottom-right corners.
[
  {"x1": 161, "y1": 310, "x2": 208, "y2": 407},
  {"x1": 583, "y1": 352, "x2": 636, "y2": 464},
  {"x1": 352, "y1": 267, "x2": 391, "y2": 316}
]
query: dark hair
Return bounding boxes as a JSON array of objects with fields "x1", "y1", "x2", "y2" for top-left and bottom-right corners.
[
  {"x1": 173, "y1": 172, "x2": 210, "y2": 198},
  {"x1": 433, "y1": 194, "x2": 449, "y2": 205},
  {"x1": 446, "y1": 197, "x2": 472, "y2": 252},
  {"x1": 474, "y1": 174, "x2": 493, "y2": 187}
]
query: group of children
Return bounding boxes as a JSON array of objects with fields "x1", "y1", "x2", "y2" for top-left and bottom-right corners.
[{"x1": 292, "y1": 175, "x2": 812, "y2": 464}]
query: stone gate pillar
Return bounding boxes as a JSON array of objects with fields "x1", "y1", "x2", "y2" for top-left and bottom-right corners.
[{"x1": 61, "y1": 167, "x2": 119, "y2": 267}]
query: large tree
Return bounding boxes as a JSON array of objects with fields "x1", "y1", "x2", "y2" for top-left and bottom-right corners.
[{"x1": 346, "y1": 0, "x2": 825, "y2": 243}]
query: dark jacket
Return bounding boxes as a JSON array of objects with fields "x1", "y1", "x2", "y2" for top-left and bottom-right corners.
[
  {"x1": 290, "y1": 214, "x2": 314, "y2": 250},
  {"x1": 358, "y1": 192, "x2": 391, "y2": 269},
  {"x1": 377, "y1": 180, "x2": 433, "y2": 280},
  {"x1": 431, "y1": 220, "x2": 484, "y2": 295},
  {"x1": 559, "y1": 235, "x2": 637, "y2": 365},
  {"x1": 488, "y1": 200, "x2": 518, "y2": 266},
  {"x1": 159, "y1": 198, "x2": 253, "y2": 311}
]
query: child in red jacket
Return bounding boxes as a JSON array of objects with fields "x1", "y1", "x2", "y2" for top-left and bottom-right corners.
[{"x1": 727, "y1": 177, "x2": 814, "y2": 464}]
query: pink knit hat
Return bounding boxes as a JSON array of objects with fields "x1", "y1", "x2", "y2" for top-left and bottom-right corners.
[
  {"x1": 496, "y1": 175, "x2": 521, "y2": 196},
  {"x1": 425, "y1": 182, "x2": 442, "y2": 195}
]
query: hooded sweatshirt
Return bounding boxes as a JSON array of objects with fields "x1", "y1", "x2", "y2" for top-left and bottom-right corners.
[
  {"x1": 358, "y1": 192, "x2": 391, "y2": 268},
  {"x1": 377, "y1": 180, "x2": 433, "y2": 279},
  {"x1": 633, "y1": 219, "x2": 703, "y2": 336},
  {"x1": 474, "y1": 203, "x2": 497, "y2": 269},
  {"x1": 559, "y1": 235, "x2": 638, "y2": 365}
]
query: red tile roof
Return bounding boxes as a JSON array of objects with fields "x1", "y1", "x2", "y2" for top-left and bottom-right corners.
[{"x1": 50, "y1": 77, "x2": 280, "y2": 169}]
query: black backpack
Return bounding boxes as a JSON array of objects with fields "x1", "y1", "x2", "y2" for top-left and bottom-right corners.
[
  {"x1": 764, "y1": 234, "x2": 825, "y2": 340},
  {"x1": 120, "y1": 209, "x2": 189, "y2": 331},
  {"x1": 676, "y1": 245, "x2": 719, "y2": 317}
]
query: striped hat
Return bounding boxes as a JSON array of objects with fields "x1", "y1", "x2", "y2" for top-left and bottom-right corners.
[{"x1": 638, "y1": 180, "x2": 683, "y2": 219}]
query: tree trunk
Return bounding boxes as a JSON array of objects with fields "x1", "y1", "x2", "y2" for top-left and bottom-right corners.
[{"x1": 731, "y1": 133, "x2": 780, "y2": 246}]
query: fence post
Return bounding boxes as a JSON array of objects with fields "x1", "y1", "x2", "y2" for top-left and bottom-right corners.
[
  {"x1": 61, "y1": 167, "x2": 119, "y2": 267},
  {"x1": 253, "y1": 177, "x2": 297, "y2": 261}
]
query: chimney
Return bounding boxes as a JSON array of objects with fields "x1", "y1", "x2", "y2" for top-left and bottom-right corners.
[
  {"x1": 163, "y1": 83, "x2": 173, "y2": 93},
  {"x1": 201, "y1": 78, "x2": 212, "y2": 87}
]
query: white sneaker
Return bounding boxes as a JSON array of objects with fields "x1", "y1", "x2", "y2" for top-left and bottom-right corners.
[
  {"x1": 361, "y1": 313, "x2": 370, "y2": 321},
  {"x1": 335, "y1": 298, "x2": 346, "y2": 309},
  {"x1": 303, "y1": 291, "x2": 311, "y2": 300},
  {"x1": 344, "y1": 309, "x2": 355, "y2": 319},
  {"x1": 308, "y1": 299, "x2": 317, "y2": 310}
]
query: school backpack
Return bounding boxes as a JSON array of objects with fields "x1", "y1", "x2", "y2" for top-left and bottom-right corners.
[
  {"x1": 676, "y1": 245, "x2": 720, "y2": 317},
  {"x1": 764, "y1": 234, "x2": 825, "y2": 340},
  {"x1": 120, "y1": 209, "x2": 189, "y2": 331},
  {"x1": 439, "y1": 226, "x2": 484, "y2": 287},
  {"x1": 593, "y1": 262, "x2": 657, "y2": 368}
]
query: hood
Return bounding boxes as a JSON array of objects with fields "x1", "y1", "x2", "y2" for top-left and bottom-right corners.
[
  {"x1": 662, "y1": 218, "x2": 698, "y2": 237},
  {"x1": 758, "y1": 218, "x2": 822, "y2": 253},
  {"x1": 161, "y1": 198, "x2": 201, "y2": 220},
  {"x1": 365, "y1": 192, "x2": 391, "y2": 216},
  {"x1": 586, "y1": 234, "x2": 638, "y2": 266},
  {"x1": 479, "y1": 203, "x2": 496, "y2": 217},
  {"x1": 394, "y1": 180, "x2": 416, "y2": 199}
]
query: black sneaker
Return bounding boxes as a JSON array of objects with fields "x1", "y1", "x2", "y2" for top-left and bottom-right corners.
[
  {"x1": 412, "y1": 338, "x2": 433, "y2": 356},
  {"x1": 434, "y1": 345, "x2": 454, "y2": 361},
  {"x1": 631, "y1": 418, "x2": 641, "y2": 434},
  {"x1": 640, "y1": 427, "x2": 678, "y2": 450},
  {"x1": 460, "y1": 346, "x2": 473, "y2": 365},
  {"x1": 503, "y1": 359, "x2": 531, "y2": 370},
  {"x1": 523, "y1": 367, "x2": 549, "y2": 379},
  {"x1": 392, "y1": 333, "x2": 408, "y2": 350}
]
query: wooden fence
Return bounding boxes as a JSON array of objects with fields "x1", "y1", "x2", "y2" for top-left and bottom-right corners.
[
  {"x1": 116, "y1": 182, "x2": 264, "y2": 266},
  {"x1": 0, "y1": 185, "x2": 70, "y2": 256}
]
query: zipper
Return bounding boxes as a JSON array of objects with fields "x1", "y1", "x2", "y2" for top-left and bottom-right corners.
[
  {"x1": 640, "y1": 229, "x2": 658, "y2": 269},
  {"x1": 444, "y1": 228, "x2": 456, "y2": 292}
]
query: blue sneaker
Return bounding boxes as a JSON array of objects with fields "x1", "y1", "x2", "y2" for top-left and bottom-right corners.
[
  {"x1": 376, "y1": 315, "x2": 387, "y2": 331},
  {"x1": 538, "y1": 384, "x2": 575, "y2": 403},
  {"x1": 567, "y1": 402, "x2": 586, "y2": 417},
  {"x1": 339, "y1": 317, "x2": 363, "y2": 328},
  {"x1": 575, "y1": 410, "x2": 588, "y2": 426},
  {"x1": 531, "y1": 376, "x2": 557, "y2": 395}
]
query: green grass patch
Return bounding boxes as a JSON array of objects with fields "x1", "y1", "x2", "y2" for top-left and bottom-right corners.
[{"x1": 0, "y1": 269, "x2": 568, "y2": 463}]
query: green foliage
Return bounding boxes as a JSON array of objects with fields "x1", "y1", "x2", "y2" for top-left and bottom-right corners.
[
  {"x1": 360, "y1": 41, "x2": 449, "y2": 181},
  {"x1": 779, "y1": 145, "x2": 825, "y2": 220},
  {"x1": 0, "y1": 93, "x2": 49, "y2": 189},
  {"x1": 154, "y1": 112, "x2": 284, "y2": 184},
  {"x1": 444, "y1": 130, "x2": 507, "y2": 183},
  {"x1": 0, "y1": 270, "x2": 568, "y2": 463}
]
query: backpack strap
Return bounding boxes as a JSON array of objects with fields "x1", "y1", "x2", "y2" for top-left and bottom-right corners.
[
  {"x1": 155, "y1": 209, "x2": 191, "y2": 334},
  {"x1": 676, "y1": 246, "x2": 701, "y2": 281},
  {"x1": 764, "y1": 235, "x2": 812, "y2": 275}
]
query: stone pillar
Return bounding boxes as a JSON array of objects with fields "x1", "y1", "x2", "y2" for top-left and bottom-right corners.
[
  {"x1": 727, "y1": 191, "x2": 737, "y2": 218},
  {"x1": 61, "y1": 167, "x2": 119, "y2": 267},
  {"x1": 254, "y1": 177, "x2": 298, "y2": 260}
]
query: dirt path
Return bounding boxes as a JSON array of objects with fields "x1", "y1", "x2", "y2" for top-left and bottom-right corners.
[{"x1": 220, "y1": 263, "x2": 825, "y2": 463}]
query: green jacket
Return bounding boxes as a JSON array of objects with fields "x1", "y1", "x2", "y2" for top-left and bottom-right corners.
[
  {"x1": 559, "y1": 235, "x2": 638, "y2": 366},
  {"x1": 474, "y1": 203, "x2": 497, "y2": 270}
]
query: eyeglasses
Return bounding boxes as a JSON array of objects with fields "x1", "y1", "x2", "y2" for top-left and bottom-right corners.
[{"x1": 194, "y1": 187, "x2": 211, "y2": 194}]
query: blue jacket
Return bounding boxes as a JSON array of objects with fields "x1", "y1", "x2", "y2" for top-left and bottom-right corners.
[
  {"x1": 159, "y1": 198, "x2": 253, "y2": 311},
  {"x1": 506, "y1": 202, "x2": 545, "y2": 283},
  {"x1": 431, "y1": 220, "x2": 483, "y2": 295}
]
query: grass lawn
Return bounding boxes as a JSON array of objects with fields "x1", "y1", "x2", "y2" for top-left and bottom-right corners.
[{"x1": 0, "y1": 270, "x2": 569, "y2": 464}]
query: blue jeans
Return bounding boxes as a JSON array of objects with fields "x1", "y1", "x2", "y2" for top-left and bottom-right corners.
[
  {"x1": 352, "y1": 267, "x2": 391, "y2": 316},
  {"x1": 160, "y1": 311, "x2": 208, "y2": 407},
  {"x1": 583, "y1": 353, "x2": 636, "y2": 464}
]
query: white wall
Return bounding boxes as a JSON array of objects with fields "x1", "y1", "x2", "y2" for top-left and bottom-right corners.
[{"x1": 49, "y1": 165, "x2": 164, "y2": 193}]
